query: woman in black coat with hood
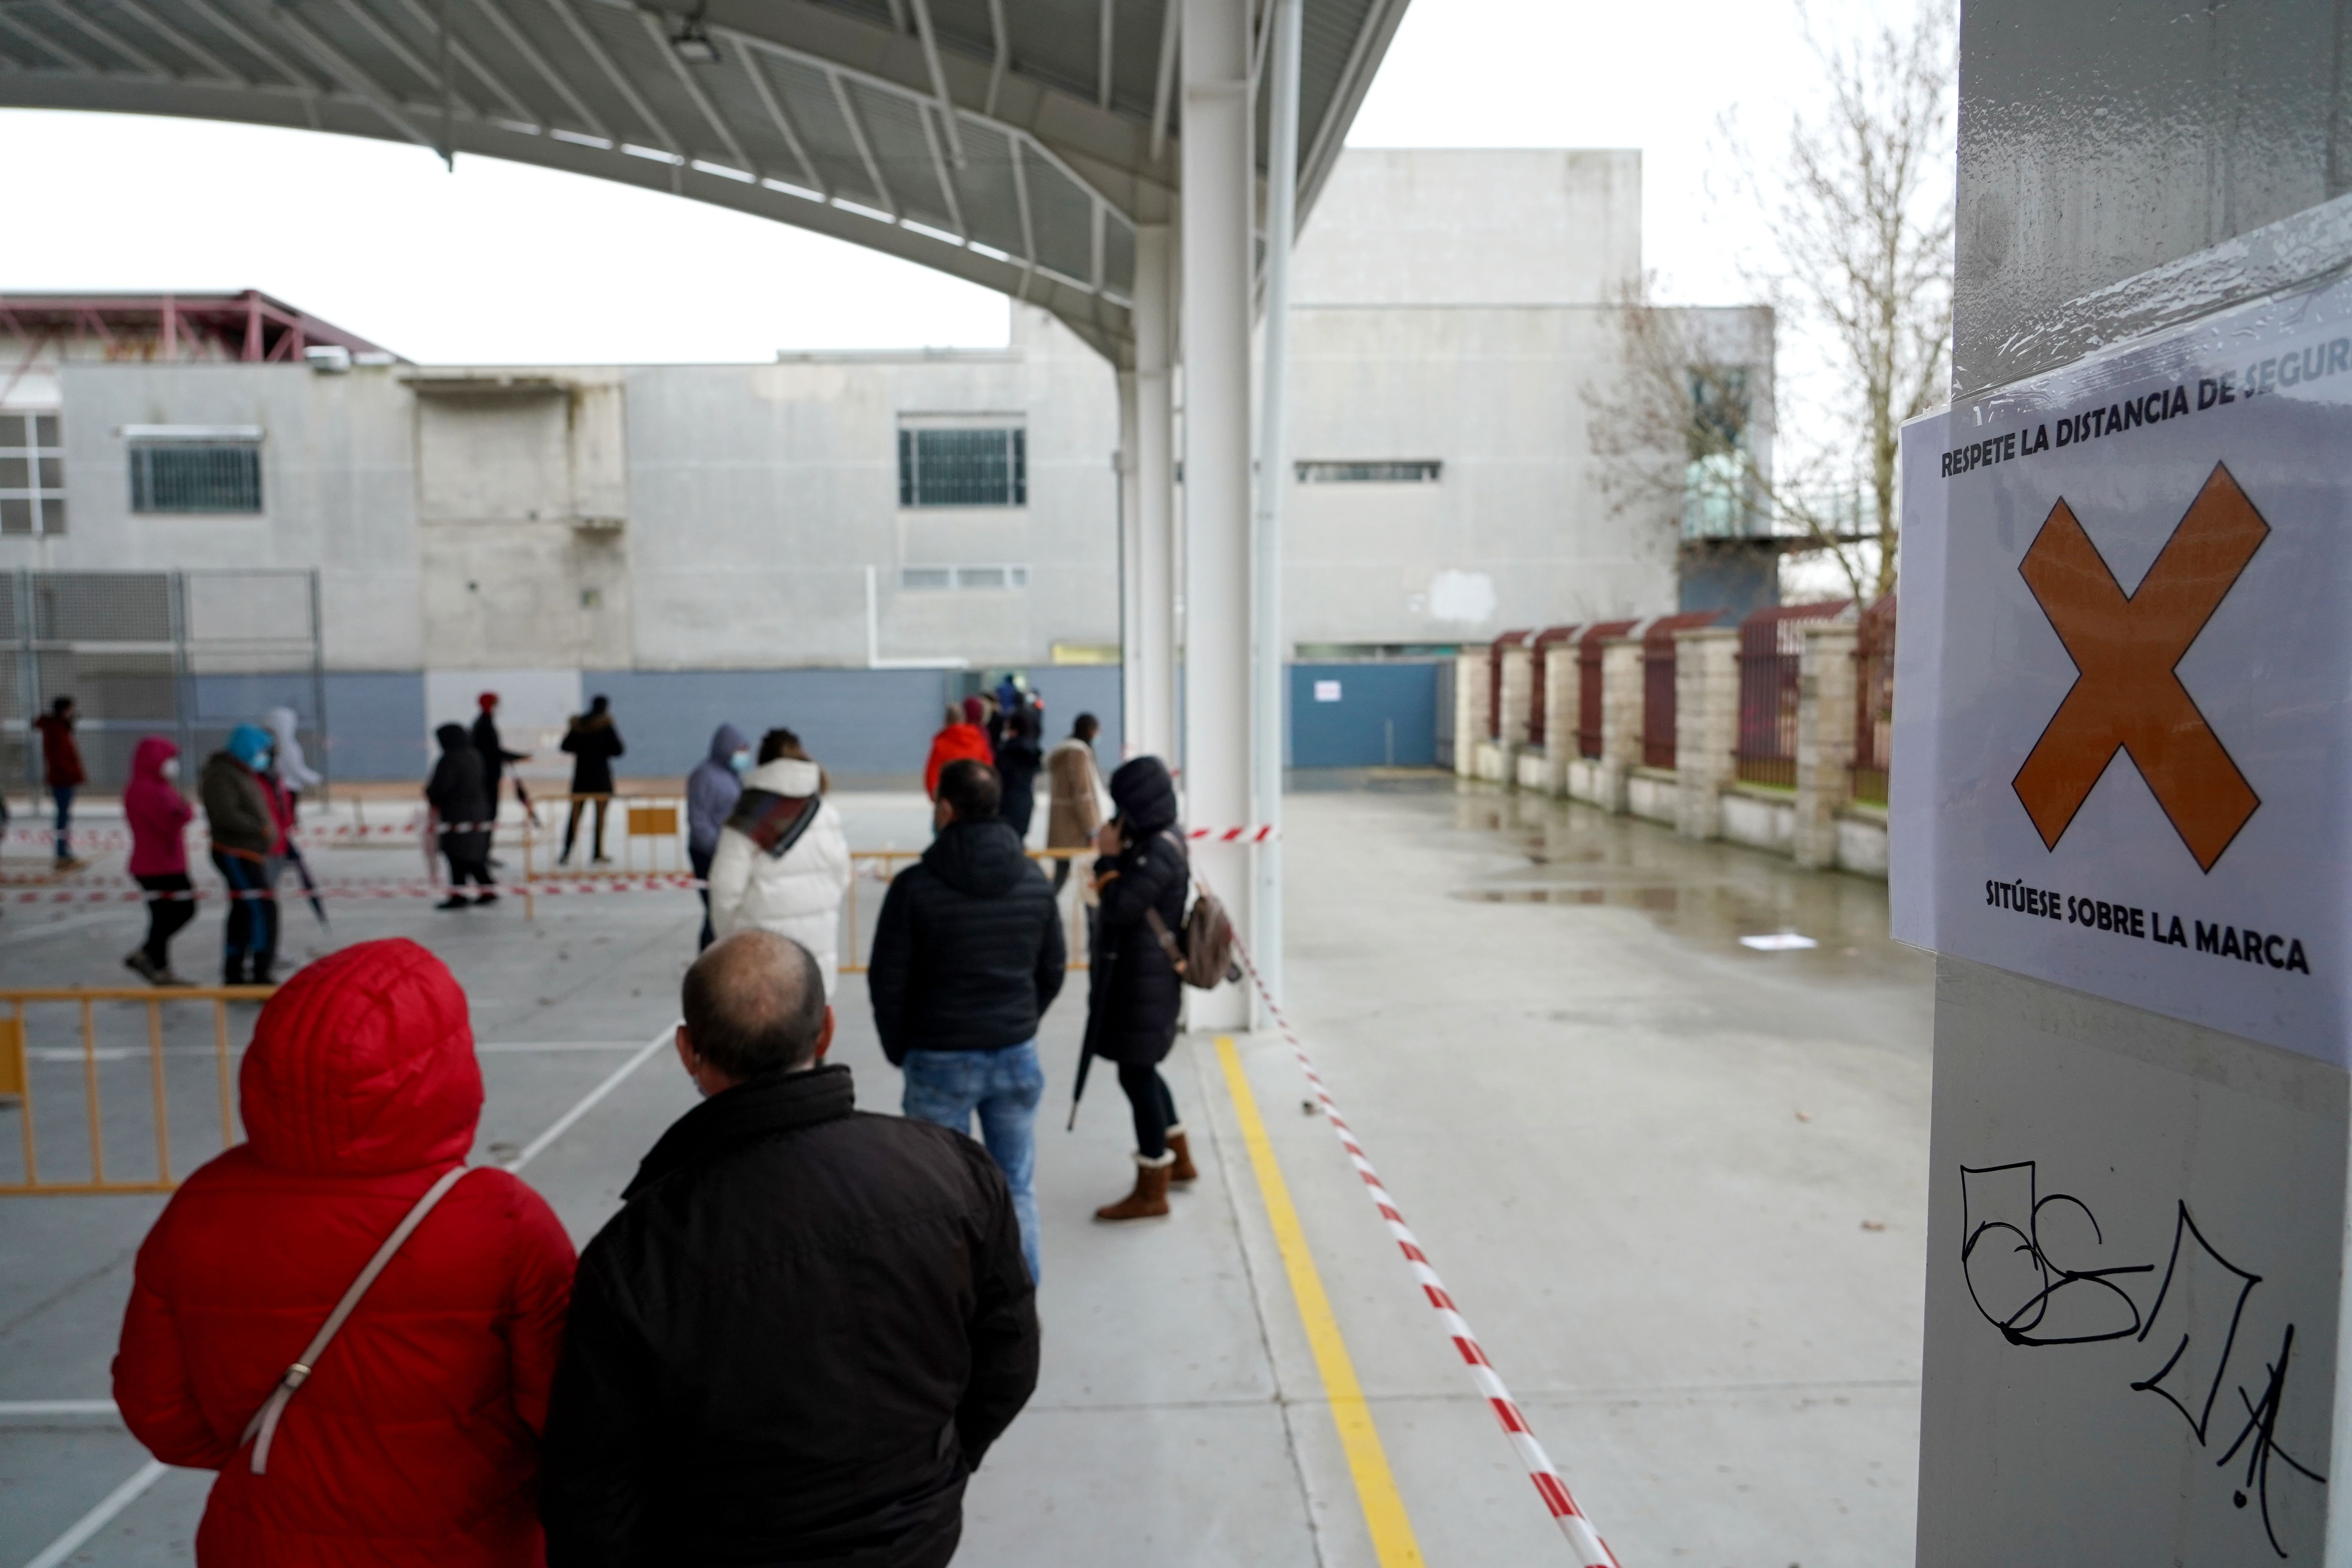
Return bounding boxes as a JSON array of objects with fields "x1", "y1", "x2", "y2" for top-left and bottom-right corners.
[
  {"x1": 1084, "y1": 755, "x2": 1194, "y2": 1220},
  {"x1": 426, "y1": 722, "x2": 496, "y2": 908}
]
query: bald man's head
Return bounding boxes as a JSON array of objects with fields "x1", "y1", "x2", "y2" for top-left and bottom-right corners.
[{"x1": 681, "y1": 931, "x2": 829, "y2": 1080}]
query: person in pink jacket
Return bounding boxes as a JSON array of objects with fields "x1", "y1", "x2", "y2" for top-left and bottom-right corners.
[{"x1": 125, "y1": 735, "x2": 196, "y2": 985}]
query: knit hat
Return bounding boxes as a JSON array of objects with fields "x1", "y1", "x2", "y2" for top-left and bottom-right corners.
[{"x1": 227, "y1": 723, "x2": 272, "y2": 768}]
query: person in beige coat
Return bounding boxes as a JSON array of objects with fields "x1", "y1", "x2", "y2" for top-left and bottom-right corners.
[{"x1": 1044, "y1": 713, "x2": 1106, "y2": 892}]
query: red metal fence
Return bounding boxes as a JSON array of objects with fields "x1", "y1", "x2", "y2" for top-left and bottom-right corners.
[
  {"x1": 1733, "y1": 601, "x2": 1851, "y2": 788},
  {"x1": 1851, "y1": 595, "x2": 1896, "y2": 803},
  {"x1": 1524, "y1": 625, "x2": 1580, "y2": 748},
  {"x1": 1639, "y1": 611, "x2": 1725, "y2": 768},
  {"x1": 1574, "y1": 619, "x2": 1638, "y2": 759}
]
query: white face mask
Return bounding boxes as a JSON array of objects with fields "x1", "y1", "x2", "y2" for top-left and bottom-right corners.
[
  {"x1": 159, "y1": 756, "x2": 180, "y2": 782},
  {"x1": 730, "y1": 750, "x2": 752, "y2": 775}
]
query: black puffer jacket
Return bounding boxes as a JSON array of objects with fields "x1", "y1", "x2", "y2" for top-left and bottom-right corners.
[
  {"x1": 425, "y1": 723, "x2": 492, "y2": 861},
  {"x1": 560, "y1": 710, "x2": 625, "y2": 794},
  {"x1": 1083, "y1": 757, "x2": 1188, "y2": 1067},
  {"x1": 867, "y1": 817, "x2": 1067, "y2": 1064},
  {"x1": 540, "y1": 1063, "x2": 1039, "y2": 1568}
]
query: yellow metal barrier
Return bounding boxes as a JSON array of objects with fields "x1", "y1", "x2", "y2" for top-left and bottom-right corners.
[
  {"x1": 529, "y1": 793, "x2": 688, "y2": 876},
  {"x1": 839, "y1": 848, "x2": 1091, "y2": 974},
  {"x1": 0, "y1": 987, "x2": 275, "y2": 1196}
]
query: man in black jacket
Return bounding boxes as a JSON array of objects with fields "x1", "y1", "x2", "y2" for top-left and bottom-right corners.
[
  {"x1": 868, "y1": 759, "x2": 1065, "y2": 1282},
  {"x1": 542, "y1": 930, "x2": 1039, "y2": 1568}
]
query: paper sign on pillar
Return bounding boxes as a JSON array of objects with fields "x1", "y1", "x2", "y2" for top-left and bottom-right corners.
[
  {"x1": 1894, "y1": 277, "x2": 2352, "y2": 1564},
  {"x1": 1895, "y1": 279, "x2": 2352, "y2": 1060}
]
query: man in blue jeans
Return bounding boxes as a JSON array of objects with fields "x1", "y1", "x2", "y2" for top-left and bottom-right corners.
[{"x1": 868, "y1": 759, "x2": 1067, "y2": 1281}]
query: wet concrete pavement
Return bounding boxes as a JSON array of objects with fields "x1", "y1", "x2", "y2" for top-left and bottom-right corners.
[{"x1": 0, "y1": 776, "x2": 1932, "y2": 1568}]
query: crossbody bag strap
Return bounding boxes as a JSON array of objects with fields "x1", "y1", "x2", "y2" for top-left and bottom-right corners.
[
  {"x1": 239, "y1": 1163, "x2": 473, "y2": 1475},
  {"x1": 1140, "y1": 829, "x2": 1192, "y2": 973}
]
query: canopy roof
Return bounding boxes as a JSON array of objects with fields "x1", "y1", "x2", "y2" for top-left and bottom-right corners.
[{"x1": 0, "y1": 0, "x2": 1409, "y2": 362}]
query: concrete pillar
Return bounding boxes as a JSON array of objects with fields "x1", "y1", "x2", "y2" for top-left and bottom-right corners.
[
  {"x1": 1913, "y1": 7, "x2": 2352, "y2": 1562},
  {"x1": 1453, "y1": 653, "x2": 1488, "y2": 778},
  {"x1": 1792, "y1": 621, "x2": 1858, "y2": 871},
  {"x1": 1179, "y1": 0, "x2": 1252, "y2": 1029},
  {"x1": 1497, "y1": 644, "x2": 1533, "y2": 752},
  {"x1": 1131, "y1": 225, "x2": 1177, "y2": 760},
  {"x1": 1597, "y1": 637, "x2": 1644, "y2": 813},
  {"x1": 1540, "y1": 643, "x2": 1577, "y2": 796},
  {"x1": 1673, "y1": 627, "x2": 1738, "y2": 840}
]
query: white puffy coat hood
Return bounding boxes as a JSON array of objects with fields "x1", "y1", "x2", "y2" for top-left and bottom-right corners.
[{"x1": 705, "y1": 759, "x2": 852, "y2": 996}]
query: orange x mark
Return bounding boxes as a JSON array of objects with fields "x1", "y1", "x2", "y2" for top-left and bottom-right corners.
[{"x1": 2013, "y1": 463, "x2": 2268, "y2": 872}]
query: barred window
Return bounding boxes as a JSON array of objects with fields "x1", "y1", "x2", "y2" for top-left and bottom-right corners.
[
  {"x1": 898, "y1": 427, "x2": 1025, "y2": 507},
  {"x1": 131, "y1": 441, "x2": 263, "y2": 514},
  {"x1": 0, "y1": 412, "x2": 65, "y2": 536},
  {"x1": 1296, "y1": 460, "x2": 1441, "y2": 484}
]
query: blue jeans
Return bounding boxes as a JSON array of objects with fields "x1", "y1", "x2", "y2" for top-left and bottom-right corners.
[
  {"x1": 902, "y1": 1040, "x2": 1044, "y2": 1284},
  {"x1": 51, "y1": 784, "x2": 72, "y2": 860}
]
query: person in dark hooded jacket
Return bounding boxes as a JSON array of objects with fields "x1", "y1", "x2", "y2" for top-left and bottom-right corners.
[
  {"x1": 1084, "y1": 755, "x2": 1193, "y2": 1221},
  {"x1": 558, "y1": 696, "x2": 625, "y2": 866},
  {"x1": 201, "y1": 724, "x2": 281, "y2": 985},
  {"x1": 685, "y1": 723, "x2": 748, "y2": 951},
  {"x1": 992, "y1": 706, "x2": 1044, "y2": 840},
  {"x1": 427, "y1": 724, "x2": 495, "y2": 909},
  {"x1": 867, "y1": 759, "x2": 1064, "y2": 1282}
]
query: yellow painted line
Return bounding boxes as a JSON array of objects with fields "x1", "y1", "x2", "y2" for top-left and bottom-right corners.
[{"x1": 1214, "y1": 1034, "x2": 1426, "y2": 1568}]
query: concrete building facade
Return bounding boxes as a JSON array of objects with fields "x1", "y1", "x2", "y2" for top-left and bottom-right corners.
[{"x1": 0, "y1": 148, "x2": 1772, "y2": 784}]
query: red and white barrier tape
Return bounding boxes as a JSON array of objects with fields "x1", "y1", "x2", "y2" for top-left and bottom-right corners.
[
  {"x1": 1199, "y1": 872, "x2": 1617, "y2": 1566},
  {"x1": 4, "y1": 871, "x2": 706, "y2": 904},
  {"x1": 1185, "y1": 825, "x2": 1280, "y2": 843}
]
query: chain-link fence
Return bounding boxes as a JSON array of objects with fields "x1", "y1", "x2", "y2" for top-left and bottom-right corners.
[{"x1": 2, "y1": 570, "x2": 324, "y2": 793}]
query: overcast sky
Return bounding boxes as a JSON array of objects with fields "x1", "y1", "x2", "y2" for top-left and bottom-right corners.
[{"x1": 0, "y1": 0, "x2": 1914, "y2": 363}]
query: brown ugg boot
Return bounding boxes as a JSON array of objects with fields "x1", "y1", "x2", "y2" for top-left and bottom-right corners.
[
  {"x1": 1094, "y1": 1151, "x2": 1175, "y2": 1221},
  {"x1": 1165, "y1": 1125, "x2": 1198, "y2": 1185}
]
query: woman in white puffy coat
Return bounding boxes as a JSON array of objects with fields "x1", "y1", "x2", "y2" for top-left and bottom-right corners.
[{"x1": 705, "y1": 734, "x2": 853, "y2": 997}]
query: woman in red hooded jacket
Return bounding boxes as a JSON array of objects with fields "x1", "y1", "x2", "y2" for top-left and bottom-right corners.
[
  {"x1": 113, "y1": 938, "x2": 576, "y2": 1567},
  {"x1": 123, "y1": 735, "x2": 196, "y2": 985}
]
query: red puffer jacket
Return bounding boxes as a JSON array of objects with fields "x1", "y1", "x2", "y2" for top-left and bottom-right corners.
[{"x1": 113, "y1": 938, "x2": 577, "y2": 1567}]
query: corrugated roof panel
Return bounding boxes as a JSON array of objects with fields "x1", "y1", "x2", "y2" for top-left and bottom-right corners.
[
  {"x1": 764, "y1": 51, "x2": 890, "y2": 210},
  {"x1": 952, "y1": 119, "x2": 1029, "y2": 259},
  {"x1": 846, "y1": 80, "x2": 958, "y2": 234},
  {"x1": 1021, "y1": 140, "x2": 1096, "y2": 284}
]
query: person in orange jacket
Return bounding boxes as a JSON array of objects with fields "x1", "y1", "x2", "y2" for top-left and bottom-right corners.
[{"x1": 922, "y1": 699, "x2": 995, "y2": 800}]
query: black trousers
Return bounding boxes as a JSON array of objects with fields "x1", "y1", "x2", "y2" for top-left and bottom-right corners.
[
  {"x1": 136, "y1": 873, "x2": 195, "y2": 968},
  {"x1": 445, "y1": 853, "x2": 493, "y2": 889},
  {"x1": 1117, "y1": 1061, "x2": 1179, "y2": 1159},
  {"x1": 563, "y1": 795, "x2": 610, "y2": 860},
  {"x1": 690, "y1": 844, "x2": 715, "y2": 950}
]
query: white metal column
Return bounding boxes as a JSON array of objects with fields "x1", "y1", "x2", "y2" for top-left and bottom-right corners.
[
  {"x1": 1251, "y1": 0, "x2": 1301, "y2": 1018},
  {"x1": 1181, "y1": 0, "x2": 1252, "y2": 1029},
  {"x1": 1116, "y1": 366, "x2": 1142, "y2": 754},
  {"x1": 1132, "y1": 224, "x2": 1178, "y2": 760}
]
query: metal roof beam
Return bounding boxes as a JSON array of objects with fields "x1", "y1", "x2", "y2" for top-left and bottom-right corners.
[
  {"x1": 106, "y1": 0, "x2": 242, "y2": 83},
  {"x1": 904, "y1": 0, "x2": 962, "y2": 166},
  {"x1": 1096, "y1": 0, "x2": 1110, "y2": 109},
  {"x1": 917, "y1": 98, "x2": 964, "y2": 238},
  {"x1": 464, "y1": 0, "x2": 608, "y2": 141},
  {"x1": 269, "y1": 4, "x2": 436, "y2": 148},
  {"x1": 331, "y1": 0, "x2": 467, "y2": 113},
  {"x1": 42, "y1": 0, "x2": 169, "y2": 75},
  {"x1": 828, "y1": 70, "x2": 895, "y2": 216},
  {"x1": 982, "y1": 0, "x2": 1005, "y2": 116},
  {"x1": 739, "y1": 44, "x2": 825, "y2": 196},
  {"x1": 175, "y1": 0, "x2": 313, "y2": 92},
  {"x1": 544, "y1": 0, "x2": 679, "y2": 154},
  {"x1": 1148, "y1": 0, "x2": 1176, "y2": 162},
  {"x1": 0, "y1": 8, "x2": 94, "y2": 73},
  {"x1": 384, "y1": 0, "x2": 534, "y2": 125}
]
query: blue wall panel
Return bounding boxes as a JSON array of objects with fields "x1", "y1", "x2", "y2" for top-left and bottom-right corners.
[
  {"x1": 1288, "y1": 662, "x2": 1439, "y2": 768},
  {"x1": 319, "y1": 672, "x2": 427, "y2": 782}
]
